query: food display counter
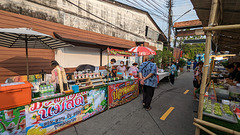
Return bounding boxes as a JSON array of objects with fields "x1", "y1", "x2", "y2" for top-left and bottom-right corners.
[{"x1": 0, "y1": 70, "x2": 139, "y2": 135}]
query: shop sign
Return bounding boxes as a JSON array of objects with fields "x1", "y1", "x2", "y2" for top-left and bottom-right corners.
[
  {"x1": 108, "y1": 48, "x2": 135, "y2": 57},
  {"x1": 0, "y1": 106, "x2": 26, "y2": 135},
  {"x1": 108, "y1": 80, "x2": 139, "y2": 108},
  {"x1": 25, "y1": 87, "x2": 108, "y2": 135}
]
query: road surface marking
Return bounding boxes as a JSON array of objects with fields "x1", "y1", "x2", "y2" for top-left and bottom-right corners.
[
  {"x1": 160, "y1": 107, "x2": 174, "y2": 120},
  {"x1": 184, "y1": 90, "x2": 189, "y2": 94}
]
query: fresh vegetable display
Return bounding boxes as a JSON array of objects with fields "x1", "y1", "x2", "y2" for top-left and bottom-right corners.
[
  {"x1": 214, "y1": 103, "x2": 222, "y2": 116},
  {"x1": 222, "y1": 104, "x2": 233, "y2": 115},
  {"x1": 204, "y1": 100, "x2": 212, "y2": 113}
]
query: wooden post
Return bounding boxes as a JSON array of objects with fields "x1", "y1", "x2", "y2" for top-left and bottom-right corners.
[
  {"x1": 194, "y1": 118, "x2": 240, "y2": 135},
  {"x1": 193, "y1": 122, "x2": 216, "y2": 135},
  {"x1": 196, "y1": 32, "x2": 212, "y2": 133},
  {"x1": 203, "y1": 24, "x2": 240, "y2": 31},
  {"x1": 195, "y1": 0, "x2": 218, "y2": 134}
]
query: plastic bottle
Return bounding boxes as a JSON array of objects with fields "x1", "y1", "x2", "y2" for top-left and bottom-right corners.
[
  {"x1": 204, "y1": 92, "x2": 208, "y2": 103},
  {"x1": 47, "y1": 85, "x2": 51, "y2": 96},
  {"x1": 39, "y1": 85, "x2": 43, "y2": 97},
  {"x1": 50, "y1": 85, "x2": 55, "y2": 95},
  {"x1": 43, "y1": 85, "x2": 47, "y2": 96},
  {"x1": 74, "y1": 71, "x2": 78, "y2": 79}
]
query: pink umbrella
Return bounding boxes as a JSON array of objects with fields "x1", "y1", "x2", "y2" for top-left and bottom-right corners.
[{"x1": 128, "y1": 46, "x2": 156, "y2": 56}]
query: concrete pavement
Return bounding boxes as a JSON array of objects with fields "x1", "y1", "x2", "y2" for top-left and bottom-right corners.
[{"x1": 57, "y1": 70, "x2": 198, "y2": 135}]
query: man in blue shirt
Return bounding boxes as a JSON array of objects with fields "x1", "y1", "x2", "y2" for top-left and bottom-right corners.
[
  {"x1": 187, "y1": 60, "x2": 191, "y2": 72},
  {"x1": 139, "y1": 55, "x2": 158, "y2": 111},
  {"x1": 169, "y1": 62, "x2": 177, "y2": 85}
]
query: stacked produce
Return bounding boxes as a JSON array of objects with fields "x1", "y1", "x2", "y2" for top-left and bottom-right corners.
[
  {"x1": 222, "y1": 104, "x2": 233, "y2": 115},
  {"x1": 204, "y1": 100, "x2": 212, "y2": 113},
  {"x1": 214, "y1": 103, "x2": 222, "y2": 116}
]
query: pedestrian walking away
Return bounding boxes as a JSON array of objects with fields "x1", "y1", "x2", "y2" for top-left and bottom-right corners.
[
  {"x1": 193, "y1": 61, "x2": 203, "y2": 100},
  {"x1": 139, "y1": 55, "x2": 158, "y2": 111},
  {"x1": 187, "y1": 60, "x2": 191, "y2": 72},
  {"x1": 169, "y1": 62, "x2": 177, "y2": 85},
  {"x1": 193, "y1": 60, "x2": 197, "y2": 70}
]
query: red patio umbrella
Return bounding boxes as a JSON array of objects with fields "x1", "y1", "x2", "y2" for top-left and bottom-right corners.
[{"x1": 128, "y1": 46, "x2": 156, "y2": 56}]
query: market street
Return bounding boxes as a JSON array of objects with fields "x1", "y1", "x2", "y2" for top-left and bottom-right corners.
[{"x1": 57, "y1": 70, "x2": 198, "y2": 135}]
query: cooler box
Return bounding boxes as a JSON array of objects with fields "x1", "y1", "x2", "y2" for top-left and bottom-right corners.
[{"x1": 0, "y1": 81, "x2": 33, "y2": 111}]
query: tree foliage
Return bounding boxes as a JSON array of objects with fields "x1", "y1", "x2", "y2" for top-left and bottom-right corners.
[
  {"x1": 182, "y1": 44, "x2": 205, "y2": 60},
  {"x1": 179, "y1": 58, "x2": 186, "y2": 68},
  {"x1": 178, "y1": 35, "x2": 205, "y2": 60},
  {"x1": 154, "y1": 47, "x2": 174, "y2": 68}
]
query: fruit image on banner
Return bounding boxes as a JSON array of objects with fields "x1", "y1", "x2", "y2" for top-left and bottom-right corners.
[
  {"x1": 25, "y1": 86, "x2": 108, "y2": 135},
  {"x1": 0, "y1": 106, "x2": 26, "y2": 135},
  {"x1": 108, "y1": 80, "x2": 139, "y2": 108}
]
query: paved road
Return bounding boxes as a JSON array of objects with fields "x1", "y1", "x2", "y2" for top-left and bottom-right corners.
[{"x1": 57, "y1": 70, "x2": 198, "y2": 135}]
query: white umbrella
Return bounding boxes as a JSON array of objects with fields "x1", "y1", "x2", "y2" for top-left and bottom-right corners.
[{"x1": 0, "y1": 28, "x2": 73, "y2": 80}]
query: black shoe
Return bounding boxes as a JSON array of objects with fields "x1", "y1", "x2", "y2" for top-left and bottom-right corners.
[
  {"x1": 145, "y1": 107, "x2": 152, "y2": 111},
  {"x1": 143, "y1": 103, "x2": 145, "y2": 108}
]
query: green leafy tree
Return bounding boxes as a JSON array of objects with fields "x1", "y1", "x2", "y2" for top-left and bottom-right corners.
[
  {"x1": 178, "y1": 35, "x2": 205, "y2": 60},
  {"x1": 179, "y1": 58, "x2": 186, "y2": 68},
  {"x1": 154, "y1": 47, "x2": 174, "y2": 68}
]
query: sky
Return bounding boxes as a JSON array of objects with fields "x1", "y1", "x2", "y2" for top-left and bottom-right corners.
[{"x1": 115, "y1": 0, "x2": 199, "y2": 36}]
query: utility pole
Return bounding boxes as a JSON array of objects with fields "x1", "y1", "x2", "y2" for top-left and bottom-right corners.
[{"x1": 167, "y1": 0, "x2": 172, "y2": 51}]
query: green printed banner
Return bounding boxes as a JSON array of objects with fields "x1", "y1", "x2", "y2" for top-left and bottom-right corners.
[
  {"x1": 0, "y1": 106, "x2": 26, "y2": 135},
  {"x1": 25, "y1": 86, "x2": 108, "y2": 135}
]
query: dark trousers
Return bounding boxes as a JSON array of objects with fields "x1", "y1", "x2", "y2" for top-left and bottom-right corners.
[
  {"x1": 170, "y1": 74, "x2": 175, "y2": 84},
  {"x1": 143, "y1": 85, "x2": 155, "y2": 109}
]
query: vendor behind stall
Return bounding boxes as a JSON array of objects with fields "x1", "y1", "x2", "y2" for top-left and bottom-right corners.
[
  {"x1": 225, "y1": 63, "x2": 238, "y2": 83},
  {"x1": 228, "y1": 62, "x2": 240, "y2": 86},
  {"x1": 105, "y1": 58, "x2": 116, "y2": 78},
  {"x1": 50, "y1": 60, "x2": 68, "y2": 93},
  {"x1": 117, "y1": 61, "x2": 127, "y2": 76},
  {"x1": 128, "y1": 63, "x2": 138, "y2": 77}
]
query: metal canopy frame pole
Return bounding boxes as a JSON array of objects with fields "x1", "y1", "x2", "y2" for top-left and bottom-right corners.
[
  {"x1": 100, "y1": 48, "x2": 103, "y2": 66},
  {"x1": 195, "y1": 0, "x2": 218, "y2": 134},
  {"x1": 25, "y1": 34, "x2": 29, "y2": 81}
]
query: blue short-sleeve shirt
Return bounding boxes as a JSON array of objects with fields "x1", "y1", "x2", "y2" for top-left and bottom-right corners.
[{"x1": 139, "y1": 61, "x2": 158, "y2": 88}]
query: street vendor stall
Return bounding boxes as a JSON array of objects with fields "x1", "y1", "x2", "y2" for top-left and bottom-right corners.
[
  {"x1": 0, "y1": 71, "x2": 108, "y2": 135},
  {"x1": 0, "y1": 28, "x2": 109, "y2": 135},
  {"x1": 190, "y1": 0, "x2": 240, "y2": 133},
  {"x1": 0, "y1": 48, "x2": 141, "y2": 135},
  {"x1": 107, "y1": 48, "x2": 140, "y2": 108},
  {"x1": 196, "y1": 54, "x2": 240, "y2": 135}
]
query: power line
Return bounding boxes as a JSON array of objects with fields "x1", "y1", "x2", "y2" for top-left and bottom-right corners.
[
  {"x1": 152, "y1": 0, "x2": 168, "y2": 12},
  {"x1": 131, "y1": 0, "x2": 168, "y2": 18},
  {"x1": 125, "y1": 0, "x2": 168, "y2": 22},
  {"x1": 129, "y1": 0, "x2": 168, "y2": 21},
  {"x1": 173, "y1": 9, "x2": 192, "y2": 23},
  {"x1": 145, "y1": 0, "x2": 168, "y2": 17},
  {"x1": 140, "y1": 0, "x2": 168, "y2": 18}
]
